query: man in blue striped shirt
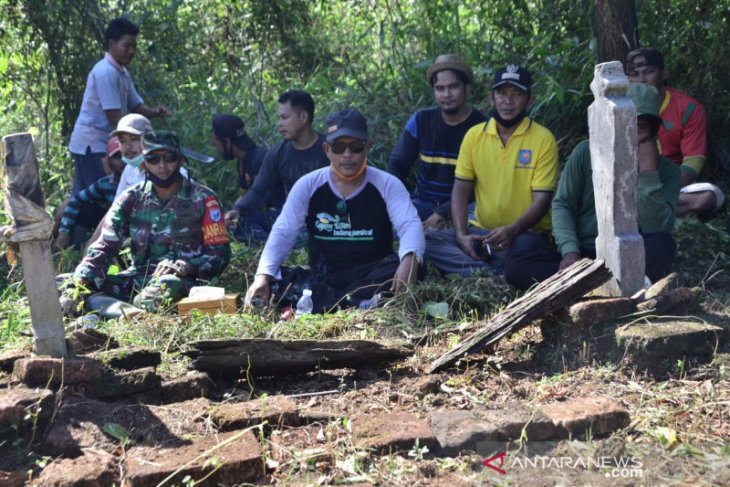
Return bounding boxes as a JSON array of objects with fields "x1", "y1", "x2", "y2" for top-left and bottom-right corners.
[
  {"x1": 388, "y1": 54, "x2": 486, "y2": 231},
  {"x1": 54, "y1": 138, "x2": 125, "y2": 250}
]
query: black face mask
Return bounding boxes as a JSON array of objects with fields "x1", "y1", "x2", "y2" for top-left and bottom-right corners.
[
  {"x1": 147, "y1": 169, "x2": 181, "y2": 188},
  {"x1": 491, "y1": 108, "x2": 528, "y2": 128},
  {"x1": 222, "y1": 139, "x2": 235, "y2": 161}
]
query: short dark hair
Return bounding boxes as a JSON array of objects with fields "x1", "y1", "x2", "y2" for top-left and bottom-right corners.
[
  {"x1": 105, "y1": 18, "x2": 139, "y2": 49},
  {"x1": 625, "y1": 48, "x2": 665, "y2": 72},
  {"x1": 639, "y1": 115, "x2": 661, "y2": 139},
  {"x1": 278, "y1": 90, "x2": 315, "y2": 125},
  {"x1": 429, "y1": 69, "x2": 469, "y2": 88}
]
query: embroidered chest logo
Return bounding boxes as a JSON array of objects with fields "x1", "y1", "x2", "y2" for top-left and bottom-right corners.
[
  {"x1": 314, "y1": 212, "x2": 373, "y2": 240},
  {"x1": 202, "y1": 195, "x2": 230, "y2": 245},
  {"x1": 518, "y1": 149, "x2": 532, "y2": 165}
]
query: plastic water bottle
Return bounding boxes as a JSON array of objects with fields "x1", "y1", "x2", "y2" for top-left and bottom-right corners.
[{"x1": 295, "y1": 289, "x2": 313, "y2": 318}]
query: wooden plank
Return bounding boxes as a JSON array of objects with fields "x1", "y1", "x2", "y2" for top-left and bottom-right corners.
[
  {"x1": 177, "y1": 293, "x2": 240, "y2": 315},
  {"x1": 427, "y1": 259, "x2": 611, "y2": 373},
  {"x1": 3, "y1": 133, "x2": 66, "y2": 357},
  {"x1": 183, "y1": 339, "x2": 413, "y2": 377}
]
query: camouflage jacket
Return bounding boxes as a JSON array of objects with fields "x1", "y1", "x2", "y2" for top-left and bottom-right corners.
[{"x1": 74, "y1": 177, "x2": 231, "y2": 289}]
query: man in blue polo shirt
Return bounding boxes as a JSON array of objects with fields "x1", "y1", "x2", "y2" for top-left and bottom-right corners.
[
  {"x1": 68, "y1": 17, "x2": 171, "y2": 197},
  {"x1": 388, "y1": 54, "x2": 486, "y2": 231}
]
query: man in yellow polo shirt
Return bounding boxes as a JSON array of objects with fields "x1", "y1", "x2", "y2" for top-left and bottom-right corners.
[{"x1": 425, "y1": 64, "x2": 558, "y2": 280}]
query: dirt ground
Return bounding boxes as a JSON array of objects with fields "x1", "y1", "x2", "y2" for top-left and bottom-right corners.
[{"x1": 1, "y1": 306, "x2": 729, "y2": 486}]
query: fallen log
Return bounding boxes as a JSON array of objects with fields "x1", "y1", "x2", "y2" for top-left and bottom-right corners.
[
  {"x1": 183, "y1": 339, "x2": 413, "y2": 377},
  {"x1": 428, "y1": 259, "x2": 611, "y2": 373}
]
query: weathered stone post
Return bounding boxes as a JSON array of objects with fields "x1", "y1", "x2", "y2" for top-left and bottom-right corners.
[
  {"x1": 2, "y1": 133, "x2": 67, "y2": 356},
  {"x1": 588, "y1": 62, "x2": 645, "y2": 297}
]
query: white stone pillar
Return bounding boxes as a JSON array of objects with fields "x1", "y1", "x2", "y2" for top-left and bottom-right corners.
[{"x1": 588, "y1": 62, "x2": 645, "y2": 297}]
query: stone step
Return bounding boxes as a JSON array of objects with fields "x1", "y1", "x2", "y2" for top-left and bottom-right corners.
[
  {"x1": 0, "y1": 386, "x2": 53, "y2": 433},
  {"x1": 123, "y1": 429, "x2": 264, "y2": 486},
  {"x1": 13, "y1": 357, "x2": 103, "y2": 388},
  {"x1": 42, "y1": 395, "x2": 212, "y2": 457},
  {"x1": 210, "y1": 395, "x2": 299, "y2": 431},
  {"x1": 91, "y1": 346, "x2": 161, "y2": 371},
  {"x1": 160, "y1": 371, "x2": 215, "y2": 404},
  {"x1": 431, "y1": 397, "x2": 629, "y2": 456},
  {"x1": 352, "y1": 412, "x2": 436, "y2": 454},
  {"x1": 33, "y1": 451, "x2": 117, "y2": 486},
  {"x1": 616, "y1": 320, "x2": 727, "y2": 376},
  {"x1": 0, "y1": 348, "x2": 30, "y2": 373},
  {"x1": 92, "y1": 367, "x2": 162, "y2": 401}
]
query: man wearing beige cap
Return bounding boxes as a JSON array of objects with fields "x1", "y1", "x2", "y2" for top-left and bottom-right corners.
[
  {"x1": 388, "y1": 54, "x2": 486, "y2": 231},
  {"x1": 113, "y1": 113, "x2": 187, "y2": 198}
]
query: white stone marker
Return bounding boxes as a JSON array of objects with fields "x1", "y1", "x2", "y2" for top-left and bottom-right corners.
[{"x1": 588, "y1": 61, "x2": 645, "y2": 297}]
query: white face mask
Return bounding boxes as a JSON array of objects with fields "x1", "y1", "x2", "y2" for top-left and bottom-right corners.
[{"x1": 122, "y1": 154, "x2": 144, "y2": 168}]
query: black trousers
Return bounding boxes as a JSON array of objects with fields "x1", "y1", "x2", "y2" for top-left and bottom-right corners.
[
  {"x1": 504, "y1": 233, "x2": 676, "y2": 291},
  {"x1": 273, "y1": 254, "x2": 420, "y2": 312}
]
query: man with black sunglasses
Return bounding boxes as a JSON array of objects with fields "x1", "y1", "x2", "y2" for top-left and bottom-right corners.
[
  {"x1": 245, "y1": 109, "x2": 425, "y2": 312},
  {"x1": 59, "y1": 130, "x2": 231, "y2": 316}
]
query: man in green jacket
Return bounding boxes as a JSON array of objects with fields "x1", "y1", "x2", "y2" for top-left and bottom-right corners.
[{"x1": 505, "y1": 83, "x2": 680, "y2": 290}]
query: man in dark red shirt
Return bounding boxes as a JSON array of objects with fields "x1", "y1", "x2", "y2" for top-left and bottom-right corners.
[{"x1": 626, "y1": 48, "x2": 724, "y2": 218}]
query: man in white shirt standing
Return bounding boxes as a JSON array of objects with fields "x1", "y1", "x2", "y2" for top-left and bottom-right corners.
[{"x1": 67, "y1": 17, "x2": 171, "y2": 197}]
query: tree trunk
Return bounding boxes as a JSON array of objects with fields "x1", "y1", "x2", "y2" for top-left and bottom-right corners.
[{"x1": 594, "y1": 0, "x2": 639, "y2": 64}]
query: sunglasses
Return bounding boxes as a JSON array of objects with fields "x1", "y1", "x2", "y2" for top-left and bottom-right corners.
[
  {"x1": 330, "y1": 140, "x2": 366, "y2": 155},
  {"x1": 109, "y1": 153, "x2": 123, "y2": 160},
  {"x1": 145, "y1": 151, "x2": 180, "y2": 165}
]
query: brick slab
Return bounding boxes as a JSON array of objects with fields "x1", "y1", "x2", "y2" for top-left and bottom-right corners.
[
  {"x1": 616, "y1": 321, "x2": 726, "y2": 356},
  {"x1": 352, "y1": 412, "x2": 436, "y2": 454},
  {"x1": 431, "y1": 409, "x2": 499, "y2": 456},
  {"x1": 160, "y1": 372, "x2": 214, "y2": 404},
  {"x1": 66, "y1": 329, "x2": 118, "y2": 355},
  {"x1": 210, "y1": 395, "x2": 299, "y2": 431},
  {"x1": 475, "y1": 402, "x2": 561, "y2": 441},
  {"x1": 0, "y1": 348, "x2": 30, "y2": 373},
  {"x1": 0, "y1": 386, "x2": 53, "y2": 431},
  {"x1": 616, "y1": 320, "x2": 726, "y2": 376},
  {"x1": 92, "y1": 367, "x2": 162, "y2": 400},
  {"x1": 124, "y1": 429, "x2": 264, "y2": 486},
  {"x1": 13, "y1": 357, "x2": 103, "y2": 388},
  {"x1": 92, "y1": 347, "x2": 161, "y2": 371},
  {"x1": 33, "y1": 451, "x2": 117, "y2": 486},
  {"x1": 540, "y1": 396, "x2": 630, "y2": 437}
]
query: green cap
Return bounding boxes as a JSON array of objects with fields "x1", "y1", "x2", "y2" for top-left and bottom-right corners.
[
  {"x1": 627, "y1": 83, "x2": 663, "y2": 126},
  {"x1": 142, "y1": 130, "x2": 180, "y2": 155}
]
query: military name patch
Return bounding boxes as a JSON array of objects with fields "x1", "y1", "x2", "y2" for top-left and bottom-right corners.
[
  {"x1": 202, "y1": 195, "x2": 229, "y2": 246},
  {"x1": 518, "y1": 149, "x2": 532, "y2": 165}
]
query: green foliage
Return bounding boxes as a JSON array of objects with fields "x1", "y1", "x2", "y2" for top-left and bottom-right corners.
[{"x1": 8, "y1": 0, "x2": 728, "y2": 210}]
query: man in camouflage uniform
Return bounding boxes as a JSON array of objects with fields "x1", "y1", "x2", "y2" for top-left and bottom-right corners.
[{"x1": 60, "y1": 130, "x2": 231, "y2": 315}]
